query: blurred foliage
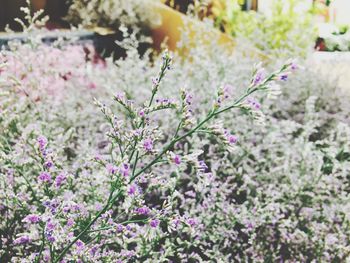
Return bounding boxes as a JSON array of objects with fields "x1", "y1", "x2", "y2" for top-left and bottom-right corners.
[
  {"x1": 210, "y1": 0, "x2": 317, "y2": 56},
  {"x1": 163, "y1": 0, "x2": 317, "y2": 57}
]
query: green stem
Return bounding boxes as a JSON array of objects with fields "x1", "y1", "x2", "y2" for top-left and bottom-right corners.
[
  {"x1": 53, "y1": 190, "x2": 120, "y2": 262},
  {"x1": 130, "y1": 87, "x2": 255, "y2": 182}
]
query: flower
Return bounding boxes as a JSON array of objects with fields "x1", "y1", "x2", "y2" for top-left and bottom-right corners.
[
  {"x1": 37, "y1": 135, "x2": 48, "y2": 149},
  {"x1": 187, "y1": 218, "x2": 197, "y2": 227},
  {"x1": 173, "y1": 154, "x2": 181, "y2": 165},
  {"x1": 198, "y1": 160, "x2": 208, "y2": 173},
  {"x1": 23, "y1": 214, "x2": 41, "y2": 224},
  {"x1": 180, "y1": 88, "x2": 194, "y2": 126},
  {"x1": 247, "y1": 97, "x2": 261, "y2": 110},
  {"x1": 138, "y1": 109, "x2": 145, "y2": 117},
  {"x1": 143, "y1": 138, "x2": 153, "y2": 152},
  {"x1": 136, "y1": 206, "x2": 150, "y2": 215},
  {"x1": 55, "y1": 173, "x2": 66, "y2": 188},
  {"x1": 120, "y1": 163, "x2": 130, "y2": 177},
  {"x1": 13, "y1": 235, "x2": 30, "y2": 245},
  {"x1": 128, "y1": 184, "x2": 138, "y2": 195},
  {"x1": 150, "y1": 219, "x2": 160, "y2": 228},
  {"x1": 116, "y1": 224, "x2": 124, "y2": 233},
  {"x1": 279, "y1": 74, "x2": 288, "y2": 81},
  {"x1": 253, "y1": 67, "x2": 266, "y2": 86},
  {"x1": 106, "y1": 163, "x2": 118, "y2": 174},
  {"x1": 38, "y1": 172, "x2": 52, "y2": 183},
  {"x1": 45, "y1": 160, "x2": 54, "y2": 169},
  {"x1": 75, "y1": 240, "x2": 85, "y2": 252}
]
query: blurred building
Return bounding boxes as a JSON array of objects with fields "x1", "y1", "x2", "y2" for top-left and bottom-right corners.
[{"x1": 329, "y1": 0, "x2": 350, "y2": 25}]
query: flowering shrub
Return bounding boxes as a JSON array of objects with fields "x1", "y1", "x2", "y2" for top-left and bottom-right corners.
[
  {"x1": 1, "y1": 12, "x2": 350, "y2": 261},
  {"x1": 66, "y1": 0, "x2": 159, "y2": 30}
]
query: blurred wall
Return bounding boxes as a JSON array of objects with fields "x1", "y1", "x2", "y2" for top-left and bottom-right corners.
[{"x1": 329, "y1": 0, "x2": 350, "y2": 25}]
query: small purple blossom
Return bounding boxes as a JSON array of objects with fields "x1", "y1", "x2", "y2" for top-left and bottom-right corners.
[
  {"x1": 67, "y1": 218, "x2": 75, "y2": 227},
  {"x1": 227, "y1": 134, "x2": 238, "y2": 145},
  {"x1": 150, "y1": 218, "x2": 160, "y2": 228},
  {"x1": 45, "y1": 160, "x2": 54, "y2": 169},
  {"x1": 13, "y1": 235, "x2": 30, "y2": 245},
  {"x1": 128, "y1": 184, "x2": 137, "y2": 195},
  {"x1": 198, "y1": 160, "x2": 208, "y2": 173},
  {"x1": 38, "y1": 172, "x2": 52, "y2": 183},
  {"x1": 143, "y1": 138, "x2": 153, "y2": 152},
  {"x1": 139, "y1": 109, "x2": 145, "y2": 117},
  {"x1": 279, "y1": 74, "x2": 288, "y2": 81},
  {"x1": 47, "y1": 236, "x2": 55, "y2": 243},
  {"x1": 173, "y1": 154, "x2": 181, "y2": 165},
  {"x1": 116, "y1": 224, "x2": 124, "y2": 233},
  {"x1": 152, "y1": 77, "x2": 159, "y2": 86},
  {"x1": 247, "y1": 98, "x2": 261, "y2": 110},
  {"x1": 55, "y1": 173, "x2": 66, "y2": 188},
  {"x1": 136, "y1": 206, "x2": 150, "y2": 215},
  {"x1": 187, "y1": 218, "x2": 197, "y2": 227},
  {"x1": 106, "y1": 163, "x2": 118, "y2": 174},
  {"x1": 37, "y1": 135, "x2": 48, "y2": 149},
  {"x1": 46, "y1": 221, "x2": 55, "y2": 231},
  {"x1": 120, "y1": 163, "x2": 130, "y2": 177},
  {"x1": 23, "y1": 214, "x2": 41, "y2": 224},
  {"x1": 75, "y1": 240, "x2": 85, "y2": 252},
  {"x1": 253, "y1": 68, "x2": 266, "y2": 86}
]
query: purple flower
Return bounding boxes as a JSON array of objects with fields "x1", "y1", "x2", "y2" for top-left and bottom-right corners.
[
  {"x1": 23, "y1": 214, "x2": 41, "y2": 224},
  {"x1": 67, "y1": 218, "x2": 75, "y2": 227},
  {"x1": 13, "y1": 235, "x2": 30, "y2": 245},
  {"x1": 152, "y1": 77, "x2": 159, "y2": 86},
  {"x1": 227, "y1": 134, "x2": 238, "y2": 145},
  {"x1": 198, "y1": 160, "x2": 208, "y2": 172},
  {"x1": 253, "y1": 68, "x2": 266, "y2": 86},
  {"x1": 106, "y1": 163, "x2": 118, "y2": 174},
  {"x1": 75, "y1": 240, "x2": 85, "y2": 252},
  {"x1": 173, "y1": 155, "x2": 181, "y2": 165},
  {"x1": 139, "y1": 109, "x2": 145, "y2": 117},
  {"x1": 120, "y1": 163, "x2": 130, "y2": 177},
  {"x1": 128, "y1": 184, "x2": 137, "y2": 195},
  {"x1": 45, "y1": 160, "x2": 54, "y2": 169},
  {"x1": 46, "y1": 221, "x2": 55, "y2": 231},
  {"x1": 136, "y1": 206, "x2": 150, "y2": 215},
  {"x1": 116, "y1": 224, "x2": 124, "y2": 233},
  {"x1": 47, "y1": 236, "x2": 55, "y2": 243},
  {"x1": 143, "y1": 138, "x2": 153, "y2": 152},
  {"x1": 279, "y1": 74, "x2": 288, "y2": 81},
  {"x1": 37, "y1": 135, "x2": 48, "y2": 149},
  {"x1": 187, "y1": 218, "x2": 197, "y2": 227},
  {"x1": 150, "y1": 219, "x2": 160, "y2": 228},
  {"x1": 38, "y1": 172, "x2": 52, "y2": 183},
  {"x1": 55, "y1": 173, "x2": 66, "y2": 188},
  {"x1": 172, "y1": 218, "x2": 180, "y2": 228},
  {"x1": 247, "y1": 98, "x2": 261, "y2": 110},
  {"x1": 223, "y1": 84, "x2": 231, "y2": 97}
]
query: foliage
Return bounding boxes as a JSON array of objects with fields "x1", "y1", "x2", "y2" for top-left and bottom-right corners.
[
  {"x1": 1, "y1": 7, "x2": 350, "y2": 262},
  {"x1": 202, "y1": 0, "x2": 317, "y2": 57}
]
